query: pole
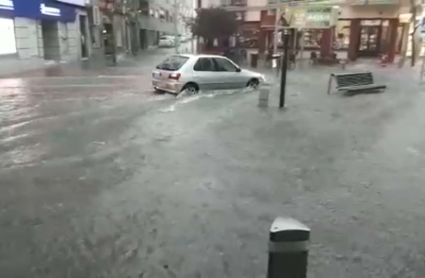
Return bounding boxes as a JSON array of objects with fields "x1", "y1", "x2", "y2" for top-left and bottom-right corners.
[
  {"x1": 267, "y1": 217, "x2": 310, "y2": 278},
  {"x1": 110, "y1": 13, "x2": 117, "y2": 65},
  {"x1": 300, "y1": 29, "x2": 304, "y2": 66},
  {"x1": 279, "y1": 30, "x2": 289, "y2": 108},
  {"x1": 191, "y1": 0, "x2": 195, "y2": 54},
  {"x1": 174, "y1": 0, "x2": 179, "y2": 54},
  {"x1": 273, "y1": 7, "x2": 280, "y2": 54}
]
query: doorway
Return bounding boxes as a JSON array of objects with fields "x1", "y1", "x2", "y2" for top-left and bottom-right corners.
[
  {"x1": 41, "y1": 20, "x2": 61, "y2": 60},
  {"x1": 79, "y1": 15, "x2": 88, "y2": 59},
  {"x1": 359, "y1": 26, "x2": 380, "y2": 56}
]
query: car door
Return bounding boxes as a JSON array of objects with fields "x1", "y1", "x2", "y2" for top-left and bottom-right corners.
[
  {"x1": 192, "y1": 58, "x2": 221, "y2": 91},
  {"x1": 212, "y1": 57, "x2": 245, "y2": 89}
]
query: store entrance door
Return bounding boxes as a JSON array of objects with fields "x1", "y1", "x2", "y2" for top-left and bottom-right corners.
[{"x1": 359, "y1": 26, "x2": 380, "y2": 56}]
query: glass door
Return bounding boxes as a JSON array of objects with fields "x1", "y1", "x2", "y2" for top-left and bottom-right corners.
[{"x1": 359, "y1": 26, "x2": 380, "y2": 56}]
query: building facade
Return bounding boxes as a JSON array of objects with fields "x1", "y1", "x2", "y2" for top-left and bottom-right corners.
[
  {"x1": 0, "y1": 0, "x2": 91, "y2": 75},
  {"x1": 137, "y1": 0, "x2": 191, "y2": 49},
  {"x1": 216, "y1": 0, "x2": 423, "y2": 63},
  {"x1": 88, "y1": 0, "x2": 191, "y2": 61}
]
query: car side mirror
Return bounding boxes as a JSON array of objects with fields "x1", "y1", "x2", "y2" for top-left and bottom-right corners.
[{"x1": 236, "y1": 67, "x2": 241, "y2": 72}]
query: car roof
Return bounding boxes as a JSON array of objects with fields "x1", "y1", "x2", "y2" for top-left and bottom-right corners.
[{"x1": 169, "y1": 54, "x2": 226, "y2": 59}]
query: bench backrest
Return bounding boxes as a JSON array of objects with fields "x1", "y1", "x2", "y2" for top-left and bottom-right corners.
[{"x1": 332, "y1": 72, "x2": 374, "y2": 88}]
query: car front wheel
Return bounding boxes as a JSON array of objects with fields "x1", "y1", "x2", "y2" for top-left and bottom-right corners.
[{"x1": 247, "y1": 79, "x2": 259, "y2": 89}]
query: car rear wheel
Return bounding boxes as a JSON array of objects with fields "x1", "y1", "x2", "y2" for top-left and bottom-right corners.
[
  {"x1": 181, "y1": 83, "x2": 199, "y2": 95},
  {"x1": 247, "y1": 79, "x2": 259, "y2": 89},
  {"x1": 154, "y1": 87, "x2": 165, "y2": 94}
]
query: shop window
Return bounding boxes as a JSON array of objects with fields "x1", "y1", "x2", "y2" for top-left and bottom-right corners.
[
  {"x1": 139, "y1": 0, "x2": 149, "y2": 15},
  {"x1": 303, "y1": 29, "x2": 322, "y2": 49},
  {"x1": 335, "y1": 20, "x2": 350, "y2": 50},
  {"x1": 159, "y1": 9, "x2": 165, "y2": 20},
  {"x1": 0, "y1": 18, "x2": 17, "y2": 55}
]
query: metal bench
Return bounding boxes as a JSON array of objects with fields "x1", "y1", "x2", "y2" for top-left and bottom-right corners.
[{"x1": 327, "y1": 72, "x2": 386, "y2": 94}]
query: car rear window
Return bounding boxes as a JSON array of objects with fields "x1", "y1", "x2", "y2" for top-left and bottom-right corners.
[{"x1": 156, "y1": 55, "x2": 189, "y2": 71}]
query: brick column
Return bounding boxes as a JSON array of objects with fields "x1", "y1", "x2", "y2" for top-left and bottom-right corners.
[
  {"x1": 258, "y1": 29, "x2": 267, "y2": 55},
  {"x1": 320, "y1": 27, "x2": 334, "y2": 57},
  {"x1": 387, "y1": 18, "x2": 399, "y2": 63},
  {"x1": 348, "y1": 19, "x2": 360, "y2": 61}
]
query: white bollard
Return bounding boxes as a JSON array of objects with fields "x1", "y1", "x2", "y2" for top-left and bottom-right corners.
[
  {"x1": 340, "y1": 59, "x2": 346, "y2": 70},
  {"x1": 258, "y1": 84, "x2": 270, "y2": 108}
]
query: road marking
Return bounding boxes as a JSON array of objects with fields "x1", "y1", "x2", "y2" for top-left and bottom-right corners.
[
  {"x1": 0, "y1": 75, "x2": 145, "y2": 81},
  {"x1": 0, "y1": 84, "x2": 146, "y2": 88}
]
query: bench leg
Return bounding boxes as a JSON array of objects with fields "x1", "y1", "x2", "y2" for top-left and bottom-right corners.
[{"x1": 327, "y1": 75, "x2": 333, "y2": 95}]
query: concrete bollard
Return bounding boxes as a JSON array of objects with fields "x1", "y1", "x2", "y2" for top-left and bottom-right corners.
[
  {"x1": 340, "y1": 59, "x2": 346, "y2": 70},
  {"x1": 267, "y1": 217, "x2": 310, "y2": 278},
  {"x1": 258, "y1": 84, "x2": 270, "y2": 108}
]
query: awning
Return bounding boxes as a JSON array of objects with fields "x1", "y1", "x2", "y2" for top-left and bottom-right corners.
[{"x1": 0, "y1": 0, "x2": 76, "y2": 22}]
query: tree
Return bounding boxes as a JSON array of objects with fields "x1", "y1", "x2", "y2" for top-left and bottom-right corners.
[{"x1": 190, "y1": 7, "x2": 239, "y2": 48}]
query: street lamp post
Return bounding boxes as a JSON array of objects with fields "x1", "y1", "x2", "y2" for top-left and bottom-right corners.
[
  {"x1": 279, "y1": 29, "x2": 289, "y2": 108},
  {"x1": 273, "y1": 7, "x2": 280, "y2": 55},
  {"x1": 174, "y1": 0, "x2": 180, "y2": 54}
]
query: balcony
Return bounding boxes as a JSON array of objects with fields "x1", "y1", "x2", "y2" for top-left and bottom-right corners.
[
  {"x1": 138, "y1": 14, "x2": 176, "y2": 33},
  {"x1": 220, "y1": 0, "x2": 248, "y2": 6},
  {"x1": 231, "y1": 0, "x2": 248, "y2": 5},
  {"x1": 345, "y1": 0, "x2": 400, "y2": 4}
]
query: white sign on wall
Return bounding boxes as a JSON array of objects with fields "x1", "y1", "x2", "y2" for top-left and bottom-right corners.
[
  {"x1": 40, "y1": 4, "x2": 61, "y2": 17},
  {"x1": 55, "y1": 0, "x2": 87, "y2": 7},
  {"x1": 0, "y1": 0, "x2": 13, "y2": 10}
]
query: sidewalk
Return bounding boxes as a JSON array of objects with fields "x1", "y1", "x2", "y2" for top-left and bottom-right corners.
[{"x1": 0, "y1": 47, "x2": 177, "y2": 79}]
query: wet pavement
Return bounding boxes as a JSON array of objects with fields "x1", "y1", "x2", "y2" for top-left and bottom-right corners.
[{"x1": 1, "y1": 52, "x2": 425, "y2": 278}]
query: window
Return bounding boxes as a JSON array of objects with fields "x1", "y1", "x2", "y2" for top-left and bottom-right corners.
[
  {"x1": 193, "y1": 58, "x2": 215, "y2": 71},
  {"x1": 214, "y1": 58, "x2": 238, "y2": 72},
  {"x1": 159, "y1": 9, "x2": 165, "y2": 20},
  {"x1": 156, "y1": 55, "x2": 189, "y2": 71}
]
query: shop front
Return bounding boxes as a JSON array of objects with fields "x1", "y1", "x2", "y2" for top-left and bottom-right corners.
[
  {"x1": 0, "y1": 0, "x2": 80, "y2": 62},
  {"x1": 55, "y1": 0, "x2": 90, "y2": 59},
  {"x1": 346, "y1": 18, "x2": 399, "y2": 61},
  {"x1": 0, "y1": 0, "x2": 17, "y2": 56},
  {"x1": 12, "y1": 0, "x2": 76, "y2": 22}
]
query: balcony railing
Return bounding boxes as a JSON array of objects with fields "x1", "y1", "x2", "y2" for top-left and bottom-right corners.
[
  {"x1": 221, "y1": 0, "x2": 247, "y2": 6},
  {"x1": 231, "y1": 0, "x2": 248, "y2": 5},
  {"x1": 345, "y1": 0, "x2": 399, "y2": 4},
  {"x1": 138, "y1": 14, "x2": 176, "y2": 33}
]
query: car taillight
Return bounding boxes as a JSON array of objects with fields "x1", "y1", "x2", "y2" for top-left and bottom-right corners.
[{"x1": 168, "y1": 73, "x2": 181, "y2": 80}]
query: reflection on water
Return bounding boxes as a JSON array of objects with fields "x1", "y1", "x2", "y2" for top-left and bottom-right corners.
[{"x1": 0, "y1": 78, "x2": 27, "y2": 89}]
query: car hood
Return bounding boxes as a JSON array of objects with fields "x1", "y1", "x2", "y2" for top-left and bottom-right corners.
[{"x1": 241, "y1": 69, "x2": 262, "y2": 77}]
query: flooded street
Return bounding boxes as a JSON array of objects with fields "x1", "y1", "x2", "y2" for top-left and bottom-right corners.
[{"x1": 1, "y1": 54, "x2": 425, "y2": 277}]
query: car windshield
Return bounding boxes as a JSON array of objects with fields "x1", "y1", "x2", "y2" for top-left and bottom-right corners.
[{"x1": 156, "y1": 55, "x2": 188, "y2": 71}]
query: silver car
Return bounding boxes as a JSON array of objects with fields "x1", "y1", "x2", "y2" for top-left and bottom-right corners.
[{"x1": 152, "y1": 54, "x2": 266, "y2": 95}]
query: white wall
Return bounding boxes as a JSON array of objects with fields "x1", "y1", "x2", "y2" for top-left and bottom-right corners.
[
  {"x1": 14, "y1": 18, "x2": 40, "y2": 59},
  {"x1": 66, "y1": 20, "x2": 79, "y2": 57},
  {"x1": 200, "y1": 0, "x2": 221, "y2": 8},
  {"x1": 245, "y1": 0, "x2": 265, "y2": 21},
  {"x1": 36, "y1": 21, "x2": 44, "y2": 58}
]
